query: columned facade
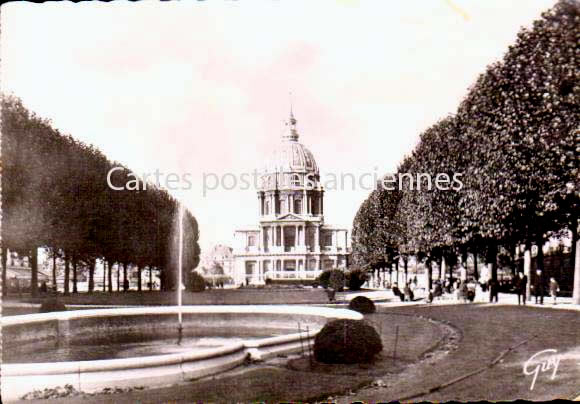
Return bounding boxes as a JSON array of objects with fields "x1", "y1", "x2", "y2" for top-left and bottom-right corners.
[{"x1": 233, "y1": 111, "x2": 350, "y2": 285}]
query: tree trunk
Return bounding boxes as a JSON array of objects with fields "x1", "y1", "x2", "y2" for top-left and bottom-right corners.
[
  {"x1": 2, "y1": 245, "x2": 7, "y2": 297},
  {"x1": 426, "y1": 259, "x2": 433, "y2": 291},
  {"x1": 137, "y1": 266, "x2": 142, "y2": 291},
  {"x1": 72, "y1": 257, "x2": 78, "y2": 294},
  {"x1": 102, "y1": 260, "x2": 107, "y2": 292},
  {"x1": 107, "y1": 261, "x2": 113, "y2": 292},
  {"x1": 123, "y1": 263, "x2": 128, "y2": 292},
  {"x1": 30, "y1": 247, "x2": 38, "y2": 297},
  {"x1": 510, "y1": 244, "x2": 517, "y2": 276},
  {"x1": 117, "y1": 263, "x2": 120, "y2": 291},
  {"x1": 436, "y1": 257, "x2": 442, "y2": 281},
  {"x1": 448, "y1": 255, "x2": 454, "y2": 285},
  {"x1": 88, "y1": 258, "x2": 95, "y2": 293},
  {"x1": 536, "y1": 236, "x2": 545, "y2": 272},
  {"x1": 441, "y1": 256, "x2": 447, "y2": 282},
  {"x1": 487, "y1": 243, "x2": 498, "y2": 282},
  {"x1": 403, "y1": 258, "x2": 408, "y2": 285},
  {"x1": 473, "y1": 251, "x2": 479, "y2": 280},
  {"x1": 149, "y1": 266, "x2": 153, "y2": 291},
  {"x1": 52, "y1": 253, "x2": 57, "y2": 292},
  {"x1": 571, "y1": 223, "x2": 580, "y2": 305},
  {"x1": 524, "y1": 243, "x2": 532, "y2": 301},
  {"x1": 395, "y1": 260, "x2": 399, "y2": 285},
  {"x1": 64, "y1": 255, "x2": 70, "y2": 295}
]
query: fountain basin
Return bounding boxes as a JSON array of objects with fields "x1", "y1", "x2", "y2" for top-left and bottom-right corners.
[{"x1": 1, "y1": 305, "x2": 362, "y2": 401}]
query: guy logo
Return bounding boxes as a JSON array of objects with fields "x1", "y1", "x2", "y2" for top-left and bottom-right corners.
[{"x1": 523, "y1": 349, "x2": 562, "y2": 391}]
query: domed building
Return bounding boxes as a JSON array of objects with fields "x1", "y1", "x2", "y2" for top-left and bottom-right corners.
[{"x1": 233, "y1": 111, "x2": 350, "y2": 285}]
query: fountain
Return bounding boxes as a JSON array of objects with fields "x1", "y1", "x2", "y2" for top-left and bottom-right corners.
[
  {"x1": 0, "y1": 204, "x2": 363, "y2": 402},
  {"x1": 1, "y1": 306, "x2": 362, "y2": 401},
  {"x1": 177, "y1": 202, "x2": 184, "y2": 343}
]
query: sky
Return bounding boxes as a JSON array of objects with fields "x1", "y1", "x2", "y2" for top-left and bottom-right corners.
[{"x1": 1, "y1": 0, "x2": 557, "y2": 253}]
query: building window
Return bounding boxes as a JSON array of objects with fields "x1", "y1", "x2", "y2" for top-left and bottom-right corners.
[
  {"x1": 280, "y1": 198, "x2": 287, "y2": 214},
  {"x1": 294, "y1": 199, "x2": 302, "y2": 214},
  {"x1": 248, "y1": 235, "x2": 256, "y2": 247},
  {"x1": 284, "y1": 260, "x2": 296, "y2": 271},
  {"x1": 324, "y1": 232, "x2": 333, "y2": 246},
  {"x1": 291, "y1": 174, "x2": 301, "y2": 186}
]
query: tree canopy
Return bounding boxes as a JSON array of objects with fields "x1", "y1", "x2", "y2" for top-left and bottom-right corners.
[
  {"x1": 1, "y1": 94, "x2": 200, "y2": 295},
  {"x1": 351, "y1": 0, "x2": 579, "y2": 298}
]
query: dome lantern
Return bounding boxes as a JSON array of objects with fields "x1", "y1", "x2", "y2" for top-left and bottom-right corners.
[{"x1": 264, "y1": 111, "x2": 319, "y2": 177}]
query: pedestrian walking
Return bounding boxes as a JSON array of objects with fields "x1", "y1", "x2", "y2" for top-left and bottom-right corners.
[
  {"x1": 516, "y1": 271, "x2": 527, "y2": 305},
  {"x1": 488, "y1": 278, "x2": 499, "y2": 303},
  {"x1": 531, "y1": 269, "x2": 545, "y2": 304},
  {"x1": 549, "y1": 277, "x2": 560, "y2": 305}
]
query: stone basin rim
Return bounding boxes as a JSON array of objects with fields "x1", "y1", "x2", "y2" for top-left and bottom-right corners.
[
  {"x1": 1, "y1": 304, "x2": 363, "y2": 325},
  {"x1": 2, "y1": 305, "x2": 363, "y2": 377}
]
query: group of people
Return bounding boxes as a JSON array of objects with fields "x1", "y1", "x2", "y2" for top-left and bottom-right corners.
[
  {"x1": 424, "y1": 267, "x2": 562, "y2": 306},
  {"x1": 381, "y1": 266, "x2": 562, "y2": 306},
  {"x1": 426, "y1": 278, "x2": 476, "y2": 303},
  {"x1": 391, "y1": 281, "x2": 415, "y2": 302},
  {"x1": 514, "y1": 269, "x2": 560, "y2": 305}
]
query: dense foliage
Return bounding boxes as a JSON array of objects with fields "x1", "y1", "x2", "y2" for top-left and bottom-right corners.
[
  {"x1": 348, "y1": 295, "x2": 376, "y2": 314},
  {"x1": 352, "y1": 0, "x2": 579, "y2": 299},
  {"x1": 186, "y1": 271, "x2": 207, "y2": 292},
  {"x1": 1, "y1": 95, "x2": 201, "y2": 296},
  {"x1": 314, "y1": 319, "x2": 382, "y2": 364},
  {"x1": 346, "y1": 268, "x2": 368, "y2": 291},
  {"x1": 317, "y1": 269, "x2": 345, "y2": 290}
]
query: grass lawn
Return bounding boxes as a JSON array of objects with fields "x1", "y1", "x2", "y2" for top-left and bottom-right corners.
[
  {"x1": 20, "y1": 367, "x2": 370, "y2": 404},
  {"x1": 7, "y1": 304, "x2": 579, "y2": 402},
  {"x1": 16, "y1": 311, "x2": 445, "y2": 403},
  {"x1": 337, "y1": 304, "x2": 580, "y2": 402},
  {"x1": 6, "y1": 288, "x2": 335, "y2": 309}
]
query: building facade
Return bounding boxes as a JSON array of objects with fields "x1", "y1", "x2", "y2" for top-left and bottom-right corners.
[
  {"x1": 196, "y1": 244, "x2": 235, "y2": 284},
  {"x1": 233, "y1": 111, "x2": 350, "y2": 285}
]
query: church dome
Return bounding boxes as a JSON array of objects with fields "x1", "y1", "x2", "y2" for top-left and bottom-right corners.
[{"x1": 264, "y1": 112, "x2": 319, "y2": 175}]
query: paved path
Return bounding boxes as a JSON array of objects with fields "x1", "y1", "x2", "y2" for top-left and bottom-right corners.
[{"x1": 333, "y1": 303, "x2": 580, "y2": 402}]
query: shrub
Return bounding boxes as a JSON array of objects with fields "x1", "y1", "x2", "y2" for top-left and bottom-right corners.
[
  {"x1": 318, "y1": 269, "x2": 345, "y2": 290},
  {"x1": 346, "y1": 268, "x2": 368, "y2": 291},
  {"x1": 329, "y1": 270, "x2": 345, "y2": 291},
  {"x1": 314, "y1": 319, "x2": 382, "y2": 364},
  {"x1": 39, "y1": 298, "x2": 67, "y2": 313},
  {"x1": 317, "y1": 270, "x2": 332, "y2": 289},
  {"x1": 186, "y1": 271, "x2": 206, "y2": 292},
  {"x1": 348, "y1": 296, "x2": 376, "y2": 314}
]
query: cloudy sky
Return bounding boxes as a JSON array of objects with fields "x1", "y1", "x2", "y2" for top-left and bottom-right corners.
[{"x1": 1, "y1": 0, "x2": 556, "y2": 252}]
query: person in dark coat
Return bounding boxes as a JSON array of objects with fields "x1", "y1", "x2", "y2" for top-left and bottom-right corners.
[
  {"x1": 404, "y1": 282, "x2": 414, "y2": 302},
  {"x1": 392, "y1": 283, "x2": 405, "y2": 301},
  {"x1": 433, "y1": 281, "x2": 443, "y2": 299},
  {"x1": 516, "y1": 271, "x2": 527, "y2": 305},
  {"x1": 532, "y1": 269, "x2": 545, "y2": 304},
  {"x1": 488, "y1": 278, "x2": 499, "y2": 303},
  {"x1": 40, "y1": 281, "x2": 48, "y2": 294}
]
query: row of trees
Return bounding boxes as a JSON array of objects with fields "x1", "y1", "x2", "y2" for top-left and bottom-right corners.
[
  {"x1": 1, "y1": 95, "x2": 200, "y2": 296},
  {"x1": 352, "y1": 0, "x2": 579, "y2": 302}
]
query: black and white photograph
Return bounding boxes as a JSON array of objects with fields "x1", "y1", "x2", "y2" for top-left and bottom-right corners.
[{"x1": 0, "y1": 0, "x2": 579, "y2": 402}]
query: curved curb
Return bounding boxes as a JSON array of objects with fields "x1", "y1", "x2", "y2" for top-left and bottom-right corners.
[{"x1": 1, "y1": 305, "x2": 362, "y2": 402}]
